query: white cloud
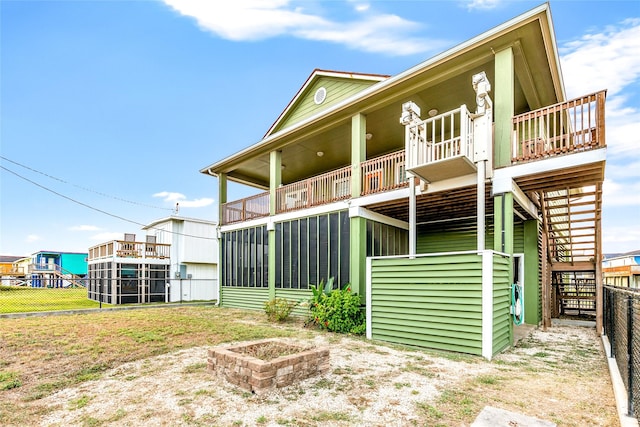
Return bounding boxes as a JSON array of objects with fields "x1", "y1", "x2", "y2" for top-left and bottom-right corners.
[
  {"x1": 26, "y1": 234, "x2": 40, "y2": 243},
  {"x1": 560, "y1": 19, "x2": 640, "y2": 161},
  {"x1": 69, "y1": 225, "x2": 101, "y2": 231},
  {"x1": 560, "y1": 18, "x2": 640, "y2": 99},
  {"x1": 465, "y1": 0, "x2": 501, "y2": 11},
  {"x1": 602, "y1": 178, "x2": 640, "y2": 207},
  {"x1": 602, "y1": 225, "x2": 640, "y2": 254},
  {"x1": 153, "y1": 191, "x2": 214, "y2": 208},
  {"x1": 162, "y1": 0, "x2": 447, "y2": 56}
]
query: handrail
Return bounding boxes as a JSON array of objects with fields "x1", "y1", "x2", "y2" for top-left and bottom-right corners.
[
  {"x1": 512, "y1": 90, "x2": 606, "y2": 162},
  {"x1": 87, "y1": 240, "x2": 171, "y2": 261},
  {"x1": 276, "y1": 165, "x2": 351, "y2": 213},
  {"x1": 361, "y1": 150, "x2": 408, "y2": 195},
  {"x1": 405, "y1": 105, "x2": 473, "y2": 170},
  {"x1": 221, "y1": 191, "x2": 269, "y2": 225}
]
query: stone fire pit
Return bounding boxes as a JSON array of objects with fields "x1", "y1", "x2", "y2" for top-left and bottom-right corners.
[{"x1": 207, "y1": 339, "x2": 330, "y2": 394}]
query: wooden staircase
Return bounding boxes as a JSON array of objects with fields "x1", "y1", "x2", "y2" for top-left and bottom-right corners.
[{"x1": 541, "y1": 183, "x2": 602, "y2": 323}]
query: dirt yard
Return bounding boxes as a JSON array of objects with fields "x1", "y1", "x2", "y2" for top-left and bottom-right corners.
[{"x1": 0, "y1": 307, "x2": 621, "y2": 426}]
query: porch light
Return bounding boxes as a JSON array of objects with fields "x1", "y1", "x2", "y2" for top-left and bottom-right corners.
[
  {"x1": 317, "y1": 151, "x2": 324, "y2": 157},
  {"x1": 428, "y1": 109, "x2": 438, "y2": 117},
  {"x1": 366, "y1": 133, "x2": 373, "y2": 140}
]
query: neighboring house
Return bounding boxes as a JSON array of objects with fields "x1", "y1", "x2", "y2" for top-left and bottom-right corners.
[
  {"x1": 26, "y1": 251, "x2": 87, "y2": 288},
  {"x1": 200, "y1": 4, "x2": 606, "y2": 359},
  {"x1": 142, "y1": 216, "x2": 219, "y2": 302},
  {"x1": 603, "y1": 251, "x2": 640, "y2": 288},
  {"x1": 0, "y1": 255, "x2": 24, "y2": 285},
  {"x1": 87, "y1": 216, "x2": 218, "y2": 304},
  {"x1": 87, "y1": 233, "x2": 171, "y2": 304},
  {"x1": 0, "y1": 255, "x2": 23, "y2": 275}
]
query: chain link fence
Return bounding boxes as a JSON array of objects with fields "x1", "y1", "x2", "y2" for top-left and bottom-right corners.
[
  {"x1": 1, "y1": 277, "x2": 218, "y2": 314},
  {"x1": 603, "y1": 285, "x2": 640, "y2": 419}
]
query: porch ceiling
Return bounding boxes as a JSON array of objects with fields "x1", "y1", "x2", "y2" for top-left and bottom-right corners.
[
  {"x1": 205, "y1": 9, "x2": 561, "y2": 190},
  {"x1": 366, "y1": 183, "x2": 537, "y2": 225}
]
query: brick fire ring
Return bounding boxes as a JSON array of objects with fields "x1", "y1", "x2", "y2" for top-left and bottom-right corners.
[{"x1": 207, "y1": 339, "x2": 330, "y2": 395}]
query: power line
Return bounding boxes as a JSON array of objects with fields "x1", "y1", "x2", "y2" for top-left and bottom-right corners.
[
  {"x1": 1, "y1": 165, "x2": 216, "y2": 241},
  {"x1": 0, "y1": 155, "x2": 173, "y2": 211}
]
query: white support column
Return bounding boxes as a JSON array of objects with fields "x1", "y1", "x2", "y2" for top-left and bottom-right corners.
[
  {"x1": 400, "y1": 101, "x2": 422, "y2": 258},
  {"x1": 481, "y1": 250, "x2": 494, "y2": 360},
  {"x1": 409, "y1": 174, "x2": 417, "y2": 257},
  {"x1": 472, "y1": 71, "x2": 492, "y2": 252},
  {"x1": 366, "y1": 256, "x2": 373, "y2": 339}
]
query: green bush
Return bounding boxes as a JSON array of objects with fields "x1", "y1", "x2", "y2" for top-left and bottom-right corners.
[
  {"x1": 264, "y1": 298, "x2": 298, "y2": 322},
  {"x1": 309, "y1": 282, "x2": 365, "y2": 334}
]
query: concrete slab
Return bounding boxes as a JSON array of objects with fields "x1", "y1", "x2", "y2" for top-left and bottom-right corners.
[{"x1": 471, "y1": 406, "x2": 556, "y2": 427}]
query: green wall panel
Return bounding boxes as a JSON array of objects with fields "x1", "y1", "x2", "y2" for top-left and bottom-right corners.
[
  {"x1": 275, "y1": 78, "x2": 376, "y2": 132},
  {"x1": 221, "y1": 286, "x2": 270, "y2": 311},
  {"x1": 370, "y1": 253, "x2": 484, "y2": 356},
  {"x1": 492, "y1": 254, "x2": 512, "y2": 354}
]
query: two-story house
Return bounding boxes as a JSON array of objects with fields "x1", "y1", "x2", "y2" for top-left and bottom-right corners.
[
  {"x1": 200, "y1": 4, "x2": 606, "y2": 358},
  {"x1": 87, "y1": 216, "x2": 218, "y2": 304}
]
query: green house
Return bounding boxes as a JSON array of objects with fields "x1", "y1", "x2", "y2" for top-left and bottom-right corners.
[{"x1": 200, "y1": 4, "x2": 606, "y2": 359}]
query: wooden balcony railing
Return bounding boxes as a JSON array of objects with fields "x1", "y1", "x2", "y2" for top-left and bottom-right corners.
[
  {"x1": 512, "y1": 90, "x2": 606, "y2": 162},
  {"x1": 276, "y1": 165, "x2": 351, "y2": 213},
  {"x1": 361, "y1": 150, "x2": 408, "y2": 195},
  {"x1": 221, "y1": 191, "x2": 269, "y2": 225},
  {"x1": 88, "y1": 240, "x2": 170, "y2": 261},
  {"x1": 220, "y1": 150, "x2": 416, "y2": 224}
]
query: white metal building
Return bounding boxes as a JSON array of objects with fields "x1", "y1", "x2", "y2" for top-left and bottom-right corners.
[{"x1": 142, "y1": 216, "x2": 219, "y2": 302}]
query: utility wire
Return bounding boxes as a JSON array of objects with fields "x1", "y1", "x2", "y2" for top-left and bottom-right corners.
[
  {"x1": 1, "y1": 165, "x2": 216, "y2": 240},
  {"x1": 0, "y1": 155, "x2": 173, "y2": 211}
]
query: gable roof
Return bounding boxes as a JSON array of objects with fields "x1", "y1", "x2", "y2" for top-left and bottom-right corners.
[
  {"x1": 264, "y1": 69, "x2": 389, "y2": 137},
  {"x1": 200, "y1": 3, "x2": 564, "y2": 189}
]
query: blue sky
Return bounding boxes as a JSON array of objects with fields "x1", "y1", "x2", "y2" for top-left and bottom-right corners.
[{"x1": 1, "y1": 0, "x2": 638, "y2": 256}]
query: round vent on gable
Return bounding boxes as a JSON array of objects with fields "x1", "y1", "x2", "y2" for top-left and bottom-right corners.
[{"x1": 314, "y1": 87, "x2": 327, "y2": 105}]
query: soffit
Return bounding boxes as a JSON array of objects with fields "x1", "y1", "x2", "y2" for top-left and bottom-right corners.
[{"x1": 203, "y1": 6, "x2": 562, "y2": 189}]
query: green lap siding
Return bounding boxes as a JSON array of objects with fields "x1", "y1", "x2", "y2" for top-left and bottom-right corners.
[
  {"x1": 492, "y1": 254, "x2": 512, "y2": 354},
  {"x1": 221, "y1": 286, "x2": 270, "y2": 311},
  {"x1": 370, "y1": 254, "x2": 484, "y2": 355}
]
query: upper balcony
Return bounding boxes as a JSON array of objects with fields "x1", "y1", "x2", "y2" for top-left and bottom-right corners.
[
  {"x1": 405, "y1": 105, "x2": 476, "y2": 183},
  {"x1": 88, "y1": 240, "x2": 171, "y2": 262},
  {"x1": 221, "y1": 150, "x2": 408, "y2": 225},
  {"x1": 511, "y1": 91, "x2": 606, "y2": 163},
  {"x1": 220, "y1": 91, "x2": 606, "y2": 226}
]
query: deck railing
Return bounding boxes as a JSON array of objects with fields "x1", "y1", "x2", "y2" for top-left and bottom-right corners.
[
  {"x1": 221, "y1": 191, "x2": 270, "y2": 224},
  {"x1": 361, "y1": 150, "x2": 408, "y2": 195},
  {"x1": 88, "y1": 240, "x2": 170, "y2": 261},
  {"x1": 512, "y1": 90, "x2": 606, "y2": 162},
  {"x1": 276, "y1": 165, "x2": 351, "y2": 213},
  {"x1": 221, "y1": 150, "x2": 415, "y2": 224},
  {"x1": 406, "y1": 105, "x2": 474, "y2": 170}
]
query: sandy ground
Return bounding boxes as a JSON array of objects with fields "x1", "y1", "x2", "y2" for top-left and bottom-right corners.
[{"x1": 35, "y1": 325, "x2": 619, "y2": 427}]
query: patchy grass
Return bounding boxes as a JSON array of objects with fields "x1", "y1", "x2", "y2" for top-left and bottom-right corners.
[
  {"x1": 0, "y1": 286, "x2": 103, "y2": 313},
  {"x1": 0, "y1": 307, "x2": 620, "y2": 427},
  {"x1": 0, "y1": 306, "x2": 307, "y2": 426}
]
